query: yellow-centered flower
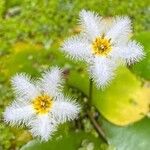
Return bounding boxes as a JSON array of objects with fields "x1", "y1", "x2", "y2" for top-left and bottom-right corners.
[
  {"x1": 4, "y1": 67, "x2": 80, "y2": 141},
  {"x1": 62, "y1": 10, "x2": 144, "y2": 88}
]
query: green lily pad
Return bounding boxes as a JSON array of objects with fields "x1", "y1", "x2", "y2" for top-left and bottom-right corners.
[
  {"x1": 100, "y1": 117, "x2": 150, "y2": 150},
  {"x1": 21, "y1": 131, "x2": 103, "y2": 150},
  {"x1": 0, "y1": 42, "x2": 46, "y2": 80},
  {"x1": 131, "y1": 32, "x2": 150, "y2": 80},
  {"x1": 0, "y1": 42, "x2": 73, "y2": 81},
  {"x1": 68, "y1": 66, "x2": 150, "y2": 126}
]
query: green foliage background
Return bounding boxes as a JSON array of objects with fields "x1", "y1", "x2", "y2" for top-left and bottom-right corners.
[{"x1": 0, "y1": 0, "x2": 149, "y2": 150}]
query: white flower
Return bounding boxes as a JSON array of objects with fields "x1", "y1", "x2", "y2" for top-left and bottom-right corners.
[
  {"x1": 4, "y1": 67, "x2": 80, "y2": 141},
  {"x1": 61, "y1": 10, "x2": 145, "y2": 88}
]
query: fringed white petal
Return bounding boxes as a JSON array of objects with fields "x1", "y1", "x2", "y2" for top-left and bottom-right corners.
[
  {"x1": 61, "y1": 35, "x2": 91, "y2": 60},
  {"x1": 51, "y1": 95, "x2": 80, "y2": 123},
  {"x1": 11, "y1": 74, "x2": 39, "y2": 101},
  {"x1": 38, "y1": 67, "x2": 63, "y2": 97},
  {"x1": 79, "y1": 9, "x2": 103, "y2": 40},
  {"x1": 97, "y1": 17, "x2": 114, "y2": 34},
  {"x1": 29, "y1": 115, "x2": 57, "y2": 141},
  {"x1": 112, "y1": 40, "x2": 145, "y2": 65},
  {"x1": 4, "y1": 101, "x2": 34, "y2": 126},
  {"x1": 106, "y1": 16, "x2": 131, "y2": 43},
  {"x1": 89, "y1": 57, "x2": 116, "y2": 88}
]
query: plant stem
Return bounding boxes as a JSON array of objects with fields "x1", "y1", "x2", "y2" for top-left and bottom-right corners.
[
  {"x1": 88, "y1": 78, "x2": 108, "y2": 144},
  {"x1": 68, "y1": 82, "x2": 108, "y2": 144},
  {"x1": 89, "y1": 78, "x2": 93, "y2": 105},
  {"x1": 87, "y1": 110, "x2": 108, "y2": 144}
]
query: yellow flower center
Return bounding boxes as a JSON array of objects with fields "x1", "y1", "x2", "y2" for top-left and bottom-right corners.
[
  {"x1": 32, "y1": 95, "x2": 53, "y2": 115},
  {"x1": 91, "y1": 36, "x2": 112, "y2": 56}
]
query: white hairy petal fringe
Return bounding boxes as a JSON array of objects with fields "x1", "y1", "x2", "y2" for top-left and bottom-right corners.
[
  {"x1": 38, "y1": 67, "x2": 64, "y2": 97},
  {"x1": 89, "y1": 57, "x2": 116, "y2": 89},
  {"x1": 79, "y1": 9, "x2": 103, "y2": 40},
  {"x1": 112, "y1": 40, "x2": 145, "y2": 65},
  {"x1": 106, "y1": 16, "x2": 132, "y2": 43},
  {"x1": 11, "y1": 73, "x2": 39, "y2": 100},
  {"x1": 51, "y1": 95, "x2": 80, "y2": 123},
  {"x1": 29, "y1": 115, "x2": 57, "y2": 141},
  {"x1": 61, "y1": 35, "x2": 91, "y2": 61},
  {"x1": 4, "y1": 101, "x2": 34, "y2": 126}
]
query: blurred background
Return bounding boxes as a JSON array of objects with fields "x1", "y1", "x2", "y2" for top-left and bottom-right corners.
[{"x1": 0, "y1": 0, "x2": 149, "y2": 150}]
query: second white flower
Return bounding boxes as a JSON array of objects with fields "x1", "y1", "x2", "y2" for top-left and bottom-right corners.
[{"x1": 4, "y1": 67, "x2": 80, "y2": 141}]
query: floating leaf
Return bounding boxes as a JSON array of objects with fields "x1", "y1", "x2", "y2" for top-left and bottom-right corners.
[
  {"x1": 0, "y1": 42, "x2": 73, "y2": 81},
  {"x1": 0, "y1": 42, "x2": 45, "y2": 80},
  {"x1": 68, "y1": 67, "x2": 150, "y2": 126},
  {"x1": 21, "y1": 131, "x2": 103, "y2": 150},
  {"x1": 100, "y1": 117, "x2": 150, "y2": 150}
]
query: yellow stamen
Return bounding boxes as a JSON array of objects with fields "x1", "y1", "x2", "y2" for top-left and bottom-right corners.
[
  {"x1": 32, "y1": 95, "x2": 53, "y2": 115},
  {"x1": 91, "y1": 36, "x2": 112, "y2": 56}
]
